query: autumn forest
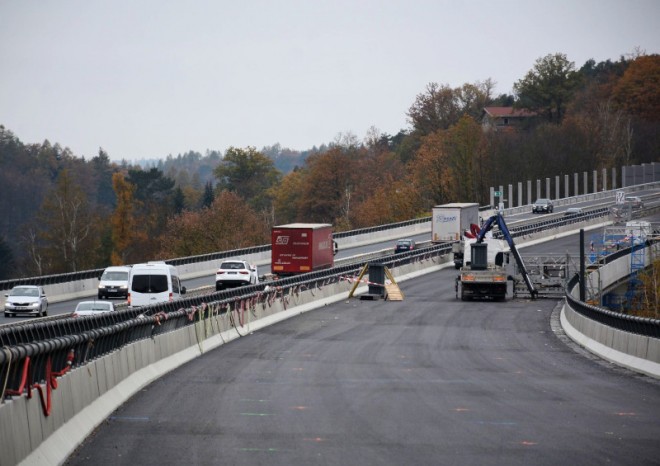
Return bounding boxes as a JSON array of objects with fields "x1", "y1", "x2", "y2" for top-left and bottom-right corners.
[{"x1": 0, "y1": 52, "x2": 658, "y2": 280}]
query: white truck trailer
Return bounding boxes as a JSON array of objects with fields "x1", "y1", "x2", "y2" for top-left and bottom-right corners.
[
  {"x1": 431, "y1": 203, "x2": 480, "y2": 242},
  {"x1": 431, "y1": 203, "x2": 480, "y2": 269}
]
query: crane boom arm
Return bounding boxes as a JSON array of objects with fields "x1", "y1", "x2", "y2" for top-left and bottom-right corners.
[{"x1": 476, "y1": 213, "x2": 538, "y2": 299}]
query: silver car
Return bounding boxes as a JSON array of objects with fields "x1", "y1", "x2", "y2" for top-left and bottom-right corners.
[
  {"x1": 4, "y1": 285, "x2": 48, "y2": 317},
  {"x1": 625, "y1": 196, "x2": 644, "y2": 209},
  {"x1": 72, "y1": 300, "x2": 115, "y2": 317}
]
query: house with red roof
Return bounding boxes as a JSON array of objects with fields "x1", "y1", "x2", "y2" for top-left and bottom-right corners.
[{"x1": 481, "y1": 106, "x2": 537, "y2": 131}]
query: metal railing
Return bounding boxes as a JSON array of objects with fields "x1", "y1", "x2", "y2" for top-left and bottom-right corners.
[
  {"x1": 564, "y1": 244, "x2": 660, "y2": 338},
  {"x1": 0, "y1": 243, "x2": 451, "y2": 395},
  {"x1": 0, "y1": 216, "x2": 434, "y2": 292}
]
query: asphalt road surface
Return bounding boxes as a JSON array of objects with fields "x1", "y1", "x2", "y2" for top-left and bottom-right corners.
[{"x1": 65, "y1": 237, "x2": 660, "y2": 465}]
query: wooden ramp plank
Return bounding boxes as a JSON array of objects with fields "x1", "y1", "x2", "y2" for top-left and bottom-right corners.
[{"x1": 385, "y1": 283, "x2": 403, "y2": 301}]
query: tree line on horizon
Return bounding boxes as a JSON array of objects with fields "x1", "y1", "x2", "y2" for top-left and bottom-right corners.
[{"x1": 0, "y1": 51, "x2": 658, "y2": 315}]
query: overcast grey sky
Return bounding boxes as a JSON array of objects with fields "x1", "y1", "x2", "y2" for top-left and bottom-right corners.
[{"x1": 1, "y1": 0, "x2": 658, "y2": 161}]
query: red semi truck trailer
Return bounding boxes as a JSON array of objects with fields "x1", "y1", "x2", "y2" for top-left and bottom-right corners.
[{"x1": 271, "y1": 223, "x2": 336, "y2": 276}]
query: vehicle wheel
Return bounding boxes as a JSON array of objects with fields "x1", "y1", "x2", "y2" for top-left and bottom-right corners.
[
  {"x1": 216, "y1": 283, "x2": 222, "y2": 291},
  {"x1": 42, "y1": 308, "x2": 48, "y2": 317}
]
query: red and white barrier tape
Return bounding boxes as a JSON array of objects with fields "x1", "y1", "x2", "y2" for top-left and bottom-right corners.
[{"x1": 339, "y1": 275, "x2": 391, "y2": 287}]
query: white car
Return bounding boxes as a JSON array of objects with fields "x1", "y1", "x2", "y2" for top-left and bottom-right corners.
[
  {"x1": 98, "y1": 265, "x2": 131, "y2": 299},
  {"x1": 215, "y1": 260, "x2": 259, "y2": 291},
  {"x1": 72, "y1": 300, "x2": 115, "y2": 317},
  {"x1": 4, "y1": 285, "x2": 48, "y2": 317}
]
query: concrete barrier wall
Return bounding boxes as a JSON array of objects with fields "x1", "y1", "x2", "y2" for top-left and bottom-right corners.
[
  {"x1": 4, "y1": 253, "x2": 453, "y2": 466},
  {"x1": 590, "y1": 241, "x2": 658, "y2": 296},
  {"x1": 561, "y1": 241, "x2": 660, "y2": 378}
]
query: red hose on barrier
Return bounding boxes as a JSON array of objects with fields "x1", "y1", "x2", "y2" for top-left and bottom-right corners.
[
  {"x1": 6, "y1": 350, "x2": 75, "y2": 417},
  {"x1": 4, "y1": 357, "x2": 31, "y2": 397}
]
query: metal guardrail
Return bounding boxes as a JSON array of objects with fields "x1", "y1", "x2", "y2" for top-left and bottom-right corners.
[
  {"x1": 0, "y1": 217, "x2": 434, "y2": 292},
  {"x1": 0, "y1": 243, "x2": 452, "y2": 391},
  {"x1": 564, "y1": 244, "x2": 660, "y2": 338}
]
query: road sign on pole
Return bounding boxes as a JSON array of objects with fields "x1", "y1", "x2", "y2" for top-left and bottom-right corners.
[
  {"x1": 616, "y1": 191, "x2": 625, "y2": 205},
  {"x1": 494, "y1": 191, "x2": 502, "y2": 197}
]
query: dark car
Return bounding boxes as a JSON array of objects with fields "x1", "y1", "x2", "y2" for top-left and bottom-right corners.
[
  {"x1": 532, "y1": 198, "x2": 554, "y2": 213},
  {"x1": 394, "y1": 239, "x2": 416, "y2": 253}
]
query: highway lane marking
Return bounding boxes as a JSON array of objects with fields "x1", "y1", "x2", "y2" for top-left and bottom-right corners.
[
  {"x1": 238, "y1": 448, "x2": 281, "y2": 452},
  {"x1": 108, "y1": 416, "x2": 150, "y2": 421}
]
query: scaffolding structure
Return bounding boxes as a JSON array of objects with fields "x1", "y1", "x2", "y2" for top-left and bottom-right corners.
[{"x1": 514, "y1": 254, "x2": 581, "y2": 299}]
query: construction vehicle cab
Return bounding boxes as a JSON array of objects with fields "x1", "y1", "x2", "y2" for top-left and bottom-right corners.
[{"x1": 456, "y1": 212, "x2": 537, "y2": 301}]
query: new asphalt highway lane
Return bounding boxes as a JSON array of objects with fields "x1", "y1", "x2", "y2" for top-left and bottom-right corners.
[{"x1": 65, "y1": 232, "x2": 660, "y2": 465}]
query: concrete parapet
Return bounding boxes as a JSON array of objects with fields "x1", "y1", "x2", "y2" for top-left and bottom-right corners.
[
  {"x1": 561, "y1": 239, "x2": 660, "y2": 378},
  {"x1": 561, "y1": 304, "x2": 660, "y2": 377},
  {"x1": 5, "y1": 249, "x2": 451, "y2": 466}
]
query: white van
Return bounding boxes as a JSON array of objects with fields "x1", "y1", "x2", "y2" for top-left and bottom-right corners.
[
  {"x1": 98, "y1": 265, "x2": 132, "y2": 299},
  {"x1": 127, "y1": 261, "x2": 186, "y2": 307}
]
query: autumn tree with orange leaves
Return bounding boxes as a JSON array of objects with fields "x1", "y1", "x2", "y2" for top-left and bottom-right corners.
[
  {"x1": 297, "y1": 146, "x2": 359, "y2": 229},
  {"x1": 158, "y1": 191, "x2": 269, "y2": 258},
  {"x1": 612, "y1": 54, "x2": 660, "y2": 121}
]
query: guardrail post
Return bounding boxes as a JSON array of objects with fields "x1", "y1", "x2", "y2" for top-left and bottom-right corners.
[
  {"x1": 508, "y1": 184, "x2": 513, "y2": 209},
  {"x1": 546, "y1": 178, "x2": 550, "y2": 199},
  {"x1": 612, "y1": 167, "x2": 617, "y2": 189},
  {"x1": 574, "y1": 173, "x2": 579, "y2": 196},
  {"x1": 593, "y1": 170, "x2": 598, "y2": 193},
  {"x1": 536, "y1": 179, "x2": 541, "y2": 200},
  {"x1": 527, "y1": 180, "x2": 532, "y2": 205},
  {"x1": 555, "y1": 176, "x2": 560, "y2": 200},
  {"x1": 579, "y1": 229, "x2": 586, "y2": 301},
  {"x1": 489, "y1": 186, "x2": 494, "y2": 208},
  {"x1": 517, "y1": 182, "x2": 522, "y2": 206},
  {"x1": 583, "y1": 172, "x2": 588, "y2": 195},
  {"x1": 602, "y1": 168, "x2": 607, "y2": 191},
  {"x1": 564, "y1": 175, "x2": 569, "y2": 198}
]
